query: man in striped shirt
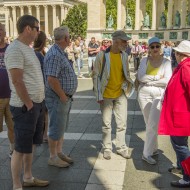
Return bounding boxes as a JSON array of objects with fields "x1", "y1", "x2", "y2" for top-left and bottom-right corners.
[{"x1": 5, "y1": 15, "x2": 49, "y2": 190}]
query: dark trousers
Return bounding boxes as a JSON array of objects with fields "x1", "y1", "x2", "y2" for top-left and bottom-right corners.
[
  {"x1": 134, "y1": 57, "x2": 140, "y2": 71},
  {"x1": 170, "y1": 136, "x2": 190, "y2": 181}
]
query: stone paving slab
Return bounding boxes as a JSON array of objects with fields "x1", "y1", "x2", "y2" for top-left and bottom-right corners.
[{"x1": 1, "y1": 70, "x2": 189, "y2": 190}]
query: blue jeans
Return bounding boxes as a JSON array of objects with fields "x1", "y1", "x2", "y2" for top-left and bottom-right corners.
[
  {"x1": 45, "y1": 88, "x2": 72, "y2": 141},
  {"x1": 80, "y1": 52, "x2": 84, "y2": 68},
  {"x1": 170, "y1": 136, "x2": 190, "y2": 181},
  {"x1": 76, "y1": 58, "x2": 81, "y2": 76}
]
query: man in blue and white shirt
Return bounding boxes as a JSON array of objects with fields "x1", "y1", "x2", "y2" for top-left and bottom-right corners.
[{"x1": 44, "y1": 26, "x2": 78, "y2": 168}]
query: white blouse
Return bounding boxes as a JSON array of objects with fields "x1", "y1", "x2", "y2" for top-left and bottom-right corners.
[{"x1": 137, "y1": 56, "x2": 172, "y2": 87}]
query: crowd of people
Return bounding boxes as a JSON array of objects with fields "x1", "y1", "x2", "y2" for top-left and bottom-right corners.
[{"x1": 1, "y1": 13, "x2": 190, "y2": 190}]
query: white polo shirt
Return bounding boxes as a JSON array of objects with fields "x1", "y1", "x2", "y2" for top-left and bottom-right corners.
[{"x1": 5, "y1": 39, "x2": 44, "y2": 107}]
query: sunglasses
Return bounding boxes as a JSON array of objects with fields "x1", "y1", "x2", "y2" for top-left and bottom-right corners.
[
  {"x1": 31, "y1": 26, "x2": 39, "y2": 32},
  {"x1": 150, "y1": 45, "x2": 160, "y2": 49}
]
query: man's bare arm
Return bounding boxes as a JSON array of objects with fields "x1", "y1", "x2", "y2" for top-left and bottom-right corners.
[
  {"x1": 9, "y1": 68, "x2": 33, "y2": 110},
  {"x1": 47, "y1": 76, "x2": 68, "y2": 102}
]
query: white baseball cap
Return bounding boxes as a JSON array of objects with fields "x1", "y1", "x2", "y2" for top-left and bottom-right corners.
[{"x1": 173, "y1": 40, "x2": 190, "y2": 56}]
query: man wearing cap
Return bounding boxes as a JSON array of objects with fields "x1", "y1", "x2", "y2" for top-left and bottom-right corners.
[
  {"x1": 44, "y1": 26, "x2": 78, "y2": 168},
  {"x1": 159, "y1": 40, "x2": 190, "y2": 188},
  {"x1": 93, "y1": 30, "x2": 132, "y2": 160}
]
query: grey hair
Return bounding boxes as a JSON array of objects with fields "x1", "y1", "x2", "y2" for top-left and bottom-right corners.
[{"x1": 54, "y1": 26, "x2": 69, "y2": 41}]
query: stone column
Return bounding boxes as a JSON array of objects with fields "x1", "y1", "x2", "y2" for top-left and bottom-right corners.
[
  {"x1": 117, "y1": 0, "x2": 126, "y2": 29},
  {"x1": 152, "y1": 0, "x2": 157, "y2": 30},
  {"x1": 87, "y1": 0, "x2": 106, "y2": 30},
  {"x1": 28, "y1": 6, "x2": 32, "y2": 15},
  {"x1": 167, "y1": 0, "x2": 173, "y2": 29},
  {"x1": 44, "y1": 5, "x2": 49, "y2": 35},
  {"x1": 135, "y1": 0, "x2": 140, "y2": 30},
  {"x1": 121, "y1": 0, "x2": 126, "y2": 29},
  {"x1": 117, "y1": 0, "x2": 121, "y2": 29},
  {"x1": 60, "y1": 4, "x2": 65, "y2": 23},
  {"x1": 20, "y1": 6, "x2": 24, "y2": 16},
  {"x1": 87, "y1": 0, "x2": 106, "y2": 39},
  {"x1": 12, "y1": 6, "x2": 17, "y2": 37},
  {"x1": 4, "y1": 6, "x2": 10, "y2": 37},
  {"x1": 181, "y1": 0, "x2": 187, "y2": 28},
  {"x1": 52, "y1": 5, "x2": 56, "y2": 29},
  {"x1": 35, "y1": 5, "x2": 40, "y2": 22}
]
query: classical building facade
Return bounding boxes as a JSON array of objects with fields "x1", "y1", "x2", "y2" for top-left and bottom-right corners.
[
  {"x1": 87, "y1": 0, "x2": 190, "y2": 41},
  {"x1": 0, "y1": 0, "x2": 86, "y2": 37}
]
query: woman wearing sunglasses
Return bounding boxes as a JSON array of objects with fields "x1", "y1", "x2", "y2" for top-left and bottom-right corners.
[{"x1": 137, "y1": 37, "x2": 172, "y2": 165}]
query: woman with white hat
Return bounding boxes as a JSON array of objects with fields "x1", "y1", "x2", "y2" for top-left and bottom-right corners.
[
  {"x1": 159, "y1": 40, "x2": 190, "y2": 188},
  {"x1": 137, "y1": 37, "x2": 172, "y2": 165}
]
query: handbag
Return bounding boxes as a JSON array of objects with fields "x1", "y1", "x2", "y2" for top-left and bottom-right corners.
[
  {"x1": 122, "y1": 57, "x2": 135, "y2": 98},
  {"x1": 134, "y1": 77, "x2": 140, "y2": 91},
  {"x1": 181, "y1": 156, "x2": 190, "y2": 176},
  {"x1": 122, "y1": 78, "x2": 134, "y2": 98}
]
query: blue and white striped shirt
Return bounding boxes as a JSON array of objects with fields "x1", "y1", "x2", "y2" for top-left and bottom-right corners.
[{"x1": 44, "y1": 44, "x2": 78, "y2": 95}]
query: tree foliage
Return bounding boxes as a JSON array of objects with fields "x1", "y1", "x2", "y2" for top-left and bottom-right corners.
[{"x1": 62, "y1": 4, "x2": 87, "y2": 39}]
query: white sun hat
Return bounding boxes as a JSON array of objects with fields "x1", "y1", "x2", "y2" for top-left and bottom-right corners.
[{"x1": 173, "y1": 40, "x2": 190, "y2": 56}]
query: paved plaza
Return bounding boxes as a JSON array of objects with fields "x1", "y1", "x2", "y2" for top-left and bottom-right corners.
[{"x1": 0, "y1": 60, "x2": 186, "y2": 190}]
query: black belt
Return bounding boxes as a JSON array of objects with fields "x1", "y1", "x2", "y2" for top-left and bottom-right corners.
[{"x1": 65, "y1": 94, "x2": 73, "y2": 98}]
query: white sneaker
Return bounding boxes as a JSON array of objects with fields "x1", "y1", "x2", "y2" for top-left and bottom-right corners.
[{"x1": 103, "y1": 150, "x2": 111, "y2": 160}]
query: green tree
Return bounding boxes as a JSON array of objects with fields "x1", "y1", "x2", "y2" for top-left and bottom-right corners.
[
  {"x1": 106, "y1": 0, "x2": 117, "y2": 29},
  {"x1": 62, "y1": 4, "x2": 87, "y2": 39}
]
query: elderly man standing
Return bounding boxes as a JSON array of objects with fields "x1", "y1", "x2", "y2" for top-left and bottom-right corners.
[
  {"x1": 44, "y1": 26, "x2": 78, "y2": 168},
  {"x1": 5, "y1": 15, "x2": 49, "y2": 190},
  {"x1": 93, "y1": 30, "x2": 132, "y2": 160}
]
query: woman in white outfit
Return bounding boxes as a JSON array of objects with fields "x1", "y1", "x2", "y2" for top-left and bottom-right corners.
[{"x1": 137, "y1": 37, "x2": 172, "y2": 164}]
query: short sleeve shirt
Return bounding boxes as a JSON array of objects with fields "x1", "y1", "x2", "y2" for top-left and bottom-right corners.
[
  {"x1": 5, "y1": 39, "x2": 45, "y2": 107},
  {"x1": 88, "y1": 42, "x2": 99, "y2": 57},
  {"x1": 43, "y1": 44, "x2": 78, "y2": 95}
]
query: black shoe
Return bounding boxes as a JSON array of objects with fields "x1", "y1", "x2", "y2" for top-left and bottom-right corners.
[
  {"x1": 171, "y1": 180, "x2": 190, "y2": 188},
  {"x1": 168, "y1": 165, "x2": 182, "y2": 174}
]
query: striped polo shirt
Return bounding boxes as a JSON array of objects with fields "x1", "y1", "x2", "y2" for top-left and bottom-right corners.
[{"x1": 5, "y1": 39, "x2": 45, "y2": 107}]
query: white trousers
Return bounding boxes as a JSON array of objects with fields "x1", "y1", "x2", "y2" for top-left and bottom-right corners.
[{"x1": 138, "y1": 86, "x2": 163, "y2": 157}]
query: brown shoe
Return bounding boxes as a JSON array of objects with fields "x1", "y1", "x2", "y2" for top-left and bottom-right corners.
[
  {"x1": 23, "y1": 177, "x2": 49, "y2": 187},
  {"x1": 58, "y1": 153, "x2": 74, "y2": 164},
  {"x1": 48, "y1": 156, "x2": 70, "y2": 168}
]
